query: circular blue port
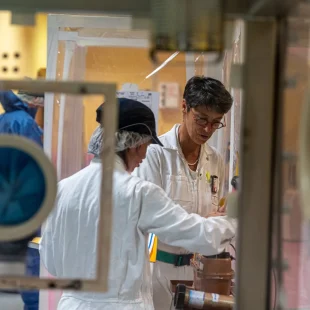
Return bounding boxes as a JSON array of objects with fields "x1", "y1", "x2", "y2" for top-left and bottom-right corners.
[{"x1": 0, "y1": 147, "x2": 46, "y2": 225}]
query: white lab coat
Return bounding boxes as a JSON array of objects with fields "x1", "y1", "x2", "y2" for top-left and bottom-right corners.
[
  {"x1": 40, "y1": 156, "x2": 235, "y2": 310},
  {"x1": 133, "y1": 124, "x2": 226, "y2": 309}
]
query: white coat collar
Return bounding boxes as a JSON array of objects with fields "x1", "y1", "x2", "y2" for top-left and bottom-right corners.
[
  {"x1": 90, "y1": 155, "x2": 129, "y2": 174},
  {"x1": 160, "y1": 124, "x2": 214, "y2": 156},
  {"x1": 114, "y1": 155, "x2": 128, "y2": 173}
]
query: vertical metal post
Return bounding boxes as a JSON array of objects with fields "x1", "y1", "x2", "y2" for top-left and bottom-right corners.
[
  {"x1": 236, "y1": 19, "x2": 277, "y2": 310},
  {"x1": 271, "y1": 18, "x2": 288, "y2": 310}
]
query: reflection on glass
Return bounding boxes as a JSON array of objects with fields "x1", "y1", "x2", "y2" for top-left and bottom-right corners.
[{"x1": 275, "y1": 3, "x2": 310, "y2": 308}]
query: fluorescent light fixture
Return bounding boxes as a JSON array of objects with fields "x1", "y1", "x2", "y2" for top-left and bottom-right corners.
[{"x1": 145, "y1": 51, "x2": 179, "y2": 79}]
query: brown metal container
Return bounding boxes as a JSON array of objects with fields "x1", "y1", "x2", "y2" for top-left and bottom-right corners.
[
  {"x1": 193, "y1": 256, "x2": 234, "y2": 295},
  {"x1": 194, "y1": 269, "x2": 234, "y2": 295},
  {"x1": 199, "y1": 256, "x2": 232, "y2": 275}
]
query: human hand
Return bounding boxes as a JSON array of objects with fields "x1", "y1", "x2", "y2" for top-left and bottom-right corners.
[
  {"x1": 217, "y1": 197, "x2": 226, "y2": 213},
  {"x1": 205, "y1": 211, "x2": 226, "y2": 218},
  {"x1": 217, "y1": 205, "x2": 226, "y2": 213}
]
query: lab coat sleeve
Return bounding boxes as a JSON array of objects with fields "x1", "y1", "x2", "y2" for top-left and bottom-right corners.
[
  {"x1": 39, "y1": 209, "x2": 57, "y2": 277},
  {"x1": 137, "y1": 180, "x2": 236, "y2": 256},
  {"x1": 133, "y1": 146, "x2": 163, "y2": 187}
]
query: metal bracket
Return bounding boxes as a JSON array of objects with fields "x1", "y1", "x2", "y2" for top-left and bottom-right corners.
[{"x1": 0, "y1": 79, "x2": 117, "y2": 293}]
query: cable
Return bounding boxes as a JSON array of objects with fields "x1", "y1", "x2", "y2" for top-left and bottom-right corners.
[
  {"x1": 229, "y1": 243, "x2": 236, "y2": 296},
  {"x1": 170, "y1": 295, "x2": 174, "y2": 310},
  {"x1": 272, "y1": 268, "x2": 277, "y2": 310},
  {"x1": 230, "y1": 243, "x2": 236, "y2": 254},
  {"x1": 230, "y1": 243, "x2": 236, "y2": 261}
]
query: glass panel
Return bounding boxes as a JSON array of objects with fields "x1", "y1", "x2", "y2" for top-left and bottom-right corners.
[
  {"x1": 273, "y1": 2, "x2": 310, "y2": 309},
  {"x1": 54, "y1": 39, "x2": 243, "y2": 193},
  {"x1": 44, "y1": 14, "x2": 241, "y2": 309},
  {"x1": 221, "y1": 22, "x2": 243, "y2": 193},
  {"x1": 0, "y1": 13, "x2": 47, "y2": 310},
  {"x1": 54, "y1": 39, "x2": 184, "y2": 136}
]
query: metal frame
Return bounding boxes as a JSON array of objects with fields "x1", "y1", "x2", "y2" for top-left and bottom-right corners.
[
  {"x1": 0, "y1": 0, "x2": 301, "y2": 17},
  {"x1": 58, "y1": 32, "x2": 149, "y2": 48},
  {"x1": 0, "y1": 79, "x2": 117, "y2": 292},
  {"x1": 236, "y1": 19, "x2": 277, "y2": 310},
  {"x1": 271, "y1": 18, "x2": 288, "y2": 310},
  {"x1": 45, "y1": 14, "x2": 148, "y2": 165}
]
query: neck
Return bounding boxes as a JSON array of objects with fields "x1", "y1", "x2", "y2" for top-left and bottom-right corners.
[{"x1": 178, "y1": 124, "x2": 201, "y2": 158}]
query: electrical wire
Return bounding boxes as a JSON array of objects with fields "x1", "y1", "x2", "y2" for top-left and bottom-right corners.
[
  {"x1": 229, "y1": 243, "x2": 236, "y2": 296},
  {"x1": 230, "y1": 243, "x2": 236, "y2": 254},
  {"x1": 272, "y1": 268, "x2": 277, "y2": 310},
  {"x1": 230, "y1": 243, "x2": 236, "y2": 261},
  {"x1": 170, "y1": 296, "x2": 174, "y2": 310}
]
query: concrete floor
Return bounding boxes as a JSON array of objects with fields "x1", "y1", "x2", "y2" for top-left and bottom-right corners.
[{"x1": 0, "y1": 292, "x2": 23, "y2": 310}]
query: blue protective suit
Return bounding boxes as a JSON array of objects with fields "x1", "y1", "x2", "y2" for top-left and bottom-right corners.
[
  {"x1": 0, "y1": 90, "x2": 42, "y2": 310},
  {"x1": 0, "y1": 91, "x2": 43, "y2": 145}
]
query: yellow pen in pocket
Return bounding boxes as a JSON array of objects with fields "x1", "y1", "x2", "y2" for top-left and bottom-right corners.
[
  {"x1": 206, "y1": 172, "x2": 211, "y2": 183},
  {"x1": 217, "y1": 197, "x2": 226, "y2": 212}
]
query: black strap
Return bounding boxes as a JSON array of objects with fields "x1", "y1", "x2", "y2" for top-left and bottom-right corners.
[{"x1": 174, "y1": 254, "x2": 193, "y2": 266}]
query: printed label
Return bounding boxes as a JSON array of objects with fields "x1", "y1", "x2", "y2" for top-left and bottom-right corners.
[
  {"x1": 188, "y1": 290, "x2": 205, "y2": 309},
  {"x1": 212, "y1": 293, "x2": 220, "y2": 302},
  {"x1": 211, "y1": 195, "x2": 219, "y2": 206},
  {"x1": 199, "y1": 261, "x2": 204, "y2": 271}
]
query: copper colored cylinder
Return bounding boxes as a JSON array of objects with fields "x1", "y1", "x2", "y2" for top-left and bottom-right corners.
[{"x1": 174, "y1": 284, "x2": 234, "y2": 309}]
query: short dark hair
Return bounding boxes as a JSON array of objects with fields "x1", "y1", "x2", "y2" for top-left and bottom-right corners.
[{"x1": 183, "y1": 76, "x2": 233, "y2": 114}]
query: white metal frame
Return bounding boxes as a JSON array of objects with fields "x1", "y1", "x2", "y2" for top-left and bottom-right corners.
[
  {"x1": 58, "y1": 31, "x2": 149, "y2": 48},
  {"x1": 228, "y1": 21, "x2": 244, "y2": 191},
  {"x1": 45, "y1": 14, "x2": 149, "y2": 177},
  {"x1": 0, "y1": 79, "x2": 117, "y2": 292}
]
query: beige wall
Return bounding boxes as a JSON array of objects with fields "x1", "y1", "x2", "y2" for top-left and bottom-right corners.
[
  {"x1": 0, "y1": 12, "x2": 47, "y2": 115},
  {"x1": 0, "y1": 12, "x2": 47, "y2": 79},
  {"x1": 0, "y1": 16, "x2": 185, "y2": 142},
  {"x1": 83, "y1": 47, "x2": 186, "y2": 146}
]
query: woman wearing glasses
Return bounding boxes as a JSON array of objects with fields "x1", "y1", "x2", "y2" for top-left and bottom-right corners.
[{"x1": 133, "y1": 76, "x2": 233, "y2": 310}]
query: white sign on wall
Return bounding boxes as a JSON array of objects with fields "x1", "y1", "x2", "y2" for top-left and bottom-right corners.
[
  {"x1": 117, "y1": 90, "x2": 160, "y2": 133},
  {"x1": 158, "y1": 82, "x2": 180, "y2": 109}
]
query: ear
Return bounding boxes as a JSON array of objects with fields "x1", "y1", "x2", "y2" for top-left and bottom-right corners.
[
  {"x1": 130, "y1": 145, "x2": 141, "y2": 155},
  {"x1": 182, "y1": 99, "x2": 187, "y2": 113}
]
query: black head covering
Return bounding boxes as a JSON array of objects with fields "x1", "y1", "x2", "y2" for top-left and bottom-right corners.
[{"x1": 96, "y1": 98, "x2": 163, "y2": 147}]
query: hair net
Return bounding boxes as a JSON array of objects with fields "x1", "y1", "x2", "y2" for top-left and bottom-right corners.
[{"x1": 88, "y1": 126, "x2": 152, "y2": 156}]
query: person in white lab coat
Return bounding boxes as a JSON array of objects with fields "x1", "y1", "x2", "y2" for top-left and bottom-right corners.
[
  {"x1": 133, "y1": 76, "x2": 234, "y2": 309},
  {"x1": 39, "y1": 98, "x2": 236, "y2": 310}
]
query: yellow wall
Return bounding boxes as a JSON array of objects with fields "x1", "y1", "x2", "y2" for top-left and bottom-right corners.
[
  {"x1": 0, "y1": 15, "x2": 197, "y2": 150},
  {"x1": 83, "y1": 47, "x2": 186, "y2": 145},
  {"x1": 0, "y1": 12, "x2": 47, "y2": 79},
  {"x1": 32, "y1": 14, "x2": 47, "y2": 77},
  {"x1": 0, "y1": 15, "x2": 184, "y2": 140},
  {"x1": 0, "y1": 12, "x2": 47, "y2": 115}
]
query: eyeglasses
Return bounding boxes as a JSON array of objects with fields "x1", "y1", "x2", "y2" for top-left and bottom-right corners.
[{"x1": 192, "y1": 112, "x2": 226, "y2": 130}]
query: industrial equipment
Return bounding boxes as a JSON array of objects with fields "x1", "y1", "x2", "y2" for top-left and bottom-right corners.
[
  {"x1": 0, "y1": 1, "x2": 306, "y2": 310},
  {"x1": 0, "y1": 135, "x2": 56, "y2": 263},
  {"x1": 174, "y1": 284, "x2": 234, "y2": 309},
  {"x1": 0, "y1": 80, "x2": 117, "y2": 293},
  {"x1": 172, "y1": 251, "x2": 234, "y2": 309}
]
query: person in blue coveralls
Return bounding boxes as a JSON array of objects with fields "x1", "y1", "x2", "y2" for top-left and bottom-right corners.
[{"x1": 0, "y1": 89, "x2": 44, "y2": 310}]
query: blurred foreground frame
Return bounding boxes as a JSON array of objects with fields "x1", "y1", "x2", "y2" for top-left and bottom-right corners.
[{"x1": 0, "y1": 79, "x2": 117, "y2": 292}]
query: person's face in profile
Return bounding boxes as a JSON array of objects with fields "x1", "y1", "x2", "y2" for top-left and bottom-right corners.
[{"x1": 126, "y1": 142, "x2": 150, "y2": 173}]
